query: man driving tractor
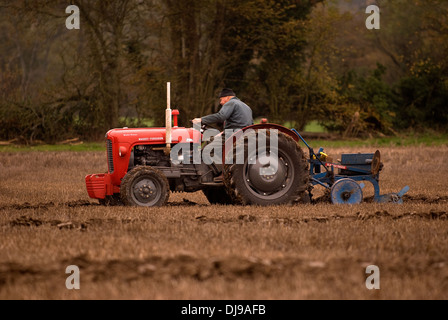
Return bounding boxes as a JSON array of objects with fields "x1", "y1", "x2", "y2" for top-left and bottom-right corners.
[
  {"x1": 192, "y1": 88, "x2": 254, "y2": 130},
  {"x1": 192, "y1": 88, "x2": 254, "y2": 182}
]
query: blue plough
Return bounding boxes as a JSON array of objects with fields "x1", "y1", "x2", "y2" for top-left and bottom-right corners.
[{"x1": 291, "y1": 129, "x2": 410, "y2": 205}]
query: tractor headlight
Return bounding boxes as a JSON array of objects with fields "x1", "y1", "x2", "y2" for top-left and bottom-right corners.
[{"x1": 119, "y1": 146, "x2": 128, "y2": 157}]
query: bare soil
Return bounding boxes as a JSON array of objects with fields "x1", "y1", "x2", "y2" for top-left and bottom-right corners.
[{"x1": 0, "y1": 146, "x2": 447, "y2": 300}]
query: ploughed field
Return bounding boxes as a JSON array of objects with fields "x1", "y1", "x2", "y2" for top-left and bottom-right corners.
[{"x1": 0, "y1": 145, "x2": 447, "y2": 299}]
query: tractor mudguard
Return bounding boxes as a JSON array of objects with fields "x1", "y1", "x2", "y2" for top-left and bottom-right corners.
[{"x1": 222, "y1": 123, "x2": 299, "y2": 162}]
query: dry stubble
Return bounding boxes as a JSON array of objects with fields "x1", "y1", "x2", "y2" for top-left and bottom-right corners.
[{"x1": 0, "y1": 146, "x2": 447, "y2": 299}]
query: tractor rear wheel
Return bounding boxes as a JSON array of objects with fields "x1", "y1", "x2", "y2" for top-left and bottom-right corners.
[
  {"x1": 202, "y1": 187, "x2": 233, "y2": 205},
  {"x1": 120, "y1": 166, "x2": 170, "y2": 207},
  {"x1": 223, "y1": 130, "x2": 309, "y2": 206}
]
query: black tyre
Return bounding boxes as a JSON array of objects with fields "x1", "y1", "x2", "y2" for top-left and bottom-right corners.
[
  {"x1": 120, "y1": 166, "x2": 170, "y2": 207},
  {"x1": 223, "y1": 130, "x2": 309, "y2": 206},
  {"x1": 202, "y1": 187, "x2": 233, "y2": 205}
]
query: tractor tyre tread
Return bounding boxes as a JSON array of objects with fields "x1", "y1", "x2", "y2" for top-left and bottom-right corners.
[
  {"x1": 223, "y1": 130, "x2": 309, "y2": 206},
  {"x1": 120, "y1": 166, "x2": 170, "y2": 207}
]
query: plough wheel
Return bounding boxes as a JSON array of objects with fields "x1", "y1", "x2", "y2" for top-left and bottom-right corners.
[{"x1": 330, "y1": 178, "x2": 363, "y2": 205}]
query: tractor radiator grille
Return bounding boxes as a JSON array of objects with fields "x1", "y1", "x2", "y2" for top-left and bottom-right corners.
[{"x1": 107, "y1": 139, "x2": 114, "y2": 173}]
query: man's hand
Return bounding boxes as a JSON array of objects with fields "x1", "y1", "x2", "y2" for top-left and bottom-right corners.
[{"x1": 191, "y1": 118, "x2": 203, "y2": 132}]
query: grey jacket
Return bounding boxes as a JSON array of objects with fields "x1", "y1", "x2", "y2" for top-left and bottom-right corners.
[{"x1": 201, "y1": 97, "x2": 253, "y2": 130}]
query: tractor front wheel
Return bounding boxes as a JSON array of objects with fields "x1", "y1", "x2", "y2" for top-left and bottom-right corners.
[{"x1": 120, "y1": 166, "x2": 170, "y2": 207}]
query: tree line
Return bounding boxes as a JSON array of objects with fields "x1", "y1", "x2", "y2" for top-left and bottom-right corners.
[{"x1": 0, "y1": 0, "x2": 446, "y2": 144}]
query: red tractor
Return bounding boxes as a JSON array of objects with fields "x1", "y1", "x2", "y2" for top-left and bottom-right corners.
[{"x1": 85, "y1": 85, "x2": 310, "y2": 207}]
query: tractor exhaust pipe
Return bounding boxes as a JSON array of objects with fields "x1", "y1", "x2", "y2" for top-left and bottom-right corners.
[{"x1": 165, "y1": 82, "x2": 172, "y2": 155}]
